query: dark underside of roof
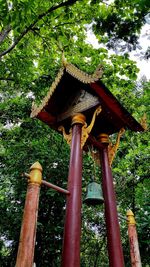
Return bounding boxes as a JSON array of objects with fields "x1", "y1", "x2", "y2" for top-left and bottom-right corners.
[{"x1": 36, "y1": 71, "x2": 144, "y2": 136}]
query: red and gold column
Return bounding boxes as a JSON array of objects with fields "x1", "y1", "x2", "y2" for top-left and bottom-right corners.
[
  {"x1": 61, "y1": 114, "x2": 85, "y2": 267},
  {"x1": 127, "y1": 210, "x2": 142, "y2": 267},
  {"x1": 16, "y1": 162, "x2": 42, "y2": 267},
  {"x1": 98, "y1": 133, "x2": 125, "y2": 267}
]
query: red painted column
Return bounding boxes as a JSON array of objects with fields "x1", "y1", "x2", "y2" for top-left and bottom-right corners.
[
  {"x1": 127, "y1": 210, "x2": 142, "y2": 267},
  {"x1": 61, "y1": 114, "x2": 85, "y2": 267},
  {"x1": 16, "y1": 162, "x2": 42, "y2": 267},
  {"x1": 98, "y1": 134, "x2": 125, "y2": 267}
]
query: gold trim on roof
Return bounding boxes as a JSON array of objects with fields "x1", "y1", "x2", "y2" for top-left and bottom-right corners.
[
  {"x1": 66, "y1": 63, "x2": 103, "y2": 84},
  {"x1": 30, "y1": 67, "x2": 64, "y2": 118},
  {"x1": 30, "y1": 63, "x2": 103, "y2": 118}
]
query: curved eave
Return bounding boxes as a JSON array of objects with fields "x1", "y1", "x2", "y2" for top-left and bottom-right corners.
[{"x1": 90, "y1": 81, "x2": 144, "y2": 132}]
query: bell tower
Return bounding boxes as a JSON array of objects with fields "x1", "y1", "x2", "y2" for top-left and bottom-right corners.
[{"x1": 31, "y1": 61, "x2": 144, "y2": 267}]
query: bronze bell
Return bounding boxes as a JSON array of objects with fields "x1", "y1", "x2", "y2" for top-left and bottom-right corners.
[{"x1": 84, "y1": 181, "x2": 104, "y2": 206}]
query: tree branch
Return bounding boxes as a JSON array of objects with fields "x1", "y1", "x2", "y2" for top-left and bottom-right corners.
[
  {"x1": 53, "y1": 20, "x2": 83, "y2": 29},
  {"x1": 0, "y1": 25, "x2": 12, "y2": 44},
  {"x1": 0, "y1": 0, "x2": 78, "y2": 58},
  {"x1": 0, "y1": 77, "x2": 15, "y2": 82}
]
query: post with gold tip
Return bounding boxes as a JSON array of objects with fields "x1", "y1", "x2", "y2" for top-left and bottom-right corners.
[
  {"x1": 127, "y1": 210, "x2": 142, "y2": 267},
  {"x1": 98, "y1": 133, "x2": 125, "y2": 267},
  {"x1": 15, "y1": 162, "x2": 42, "y2": 267},
  {"x1": 61, "y1": 113, "x2": 86, "y2": 267}
]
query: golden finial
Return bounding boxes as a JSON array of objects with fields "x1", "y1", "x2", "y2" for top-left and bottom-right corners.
[
  {"x1": 62, "y1": 51, "x2": 68, "y2": 67},
  {"x1": 126, "y1": 209, "x2": 136, "y2": 225},
  {"x1": 29, "y1": 162, "x2": 42, "y2": 185}
]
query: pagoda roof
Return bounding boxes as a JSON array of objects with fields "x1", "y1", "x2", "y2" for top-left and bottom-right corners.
[{"x1": 30, "y1": 62, "x2": 144, "y2": 138}]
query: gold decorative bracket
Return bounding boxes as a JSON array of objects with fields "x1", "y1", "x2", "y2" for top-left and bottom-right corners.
[
  {"x1": 58, "y1": 106, "x2": 102, "y2": 148},
  {"x1": 81, "y1": 106, "x2": 102, "y2": 148},
  {"x1": 58, "y1": 126, "x2": 72, "y2": 146},
  {"x1": 108, "y1": 127, "x2": 125, "y2": 166}
]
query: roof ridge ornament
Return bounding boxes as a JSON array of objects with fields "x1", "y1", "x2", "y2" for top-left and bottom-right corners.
[
  {"x1": 61, "y1": 51, "x2": 103, "y2": 82},
  {"x1": 66, "y1": 63, "x2": 103, "y2": 83},
  {"x1": 62, "y1": 52, "x2": 68, "y2": 67}
]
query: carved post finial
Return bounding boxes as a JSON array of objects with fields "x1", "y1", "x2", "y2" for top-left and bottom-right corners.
[
  {"x1": 24, "y1": 162, "x2": 43, "y2": 185},
  {"x1": 127, "y1": 210, "x2": 136, "y2": 225},
  {"x1": 71, "y1": 113, "x2": 86, "y2": 126},
  {"x1": 98, "y1": 133, "x2": 109, "y2": 144},
  {"x1": 58, "y1": 106, "x2": 102, "y2": 148}
]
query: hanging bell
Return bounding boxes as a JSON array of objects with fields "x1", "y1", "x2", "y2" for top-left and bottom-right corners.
[{"x1": 84, "y1": 181, "x2": 104, "y2": 206}]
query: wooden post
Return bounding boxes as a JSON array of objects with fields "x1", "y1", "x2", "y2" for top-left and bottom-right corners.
[
  {"x1": 98, "y1": 134, "x2": 125, "y2": 267},
  {"x1": 127, "y1": 210, "x2": 142, "y2": 267},
  {"x1": 61, "y1": 114, "x2": 85, "y2": 267},
  {"x1": 15, "y1": 162, "x2": 42, "y2": 267}
]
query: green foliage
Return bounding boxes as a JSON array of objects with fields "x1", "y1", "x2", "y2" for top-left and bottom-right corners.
[
  {"x1": 0, "y1": 0, "x2": 149, "y2": 266},
  {"x1": 93, "y1": 0, "x2": 150, "y2": 51}
]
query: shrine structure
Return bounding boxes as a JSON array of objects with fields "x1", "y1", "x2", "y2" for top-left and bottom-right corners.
[{"x1": 30, "y1": 61, "x2": 144, "y2": 267}]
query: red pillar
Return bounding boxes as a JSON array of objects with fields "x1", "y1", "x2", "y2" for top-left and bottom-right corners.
[
  {"x1": 127, "y1": 210, "x2": 142, "y2": 267},
  {"x1": 16, "y1": 162, "x2": 42, "y2": 267},
  {"x1": 99, "y1": 134, "x2": 125, "y2": 267},
  {"x1": 61, "y1": 114, "x2": 85, "y2": 267}
]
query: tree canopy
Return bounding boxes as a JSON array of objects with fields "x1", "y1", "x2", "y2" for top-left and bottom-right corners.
[{"x1": 0, "y1": 0, "x2": 150, "y2": 266}]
